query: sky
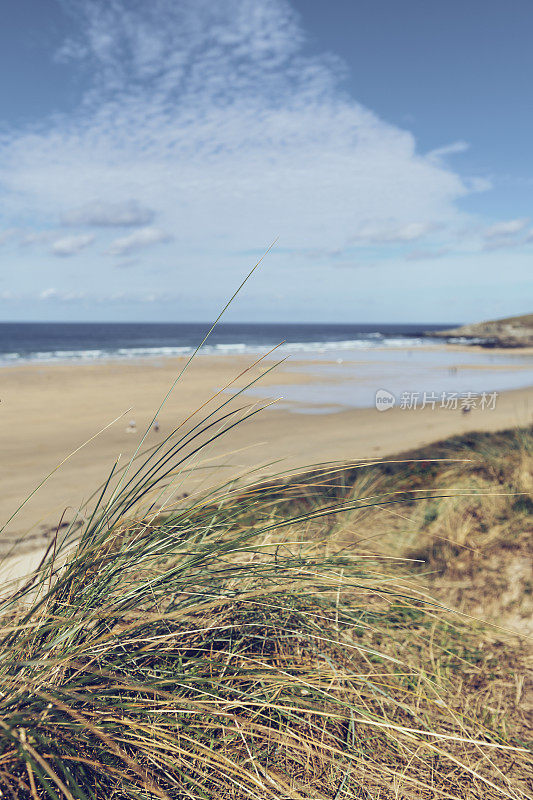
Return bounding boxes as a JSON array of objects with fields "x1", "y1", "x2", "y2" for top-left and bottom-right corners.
[{"x1": 0, "y1": 0, "x2": 531, "y2": 323}]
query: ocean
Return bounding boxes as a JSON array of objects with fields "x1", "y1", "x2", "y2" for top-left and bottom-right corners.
[
  {"x1": 0, "y1": 322, "x2": 450, "y2": 366},
  {"x1": 1, "y1": 321, "x2": 531, "y2": 411}
]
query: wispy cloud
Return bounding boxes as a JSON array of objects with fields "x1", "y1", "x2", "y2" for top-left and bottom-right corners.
[
  {"x1": 352, "y1": 221, "x2": 439, "y2": 245},
  {"x1": 480, "y1": 217, "x2": 530, "y2": 251},
  {"x1": 21, "y1": 231, "x2": 54, "y2": 247},
  {"x1": 0, "y1": 0, "x2": 513, "y2": 318},
  {"x1": 427, "y1": 141, "x2": 469, "y2": 160},
  {"x1": 40, "y1": 287, "x2": 87, "y2": 301},
  {"x1": 39, "y1": 287, "x2": 163, "y2": 304},
  {"x1": 483, "y1": 218, "x2": 529, "y2": 239},
  {"x1": 62, "y1": 199, "x2": 155, "y2": 227},
  {"x1": 51, "y1": 234, "x2": 95, "y2": 256},
  {"x1": 0, "y1": 2, "x2": 474, "y2": 258},
  {"x1": 106, "y1": 227, "x2": 170, "y2": 256}
]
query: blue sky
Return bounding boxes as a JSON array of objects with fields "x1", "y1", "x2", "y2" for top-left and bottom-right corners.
[{"x1": 0, "y1": 0, "x2": 531, "y2": 323}]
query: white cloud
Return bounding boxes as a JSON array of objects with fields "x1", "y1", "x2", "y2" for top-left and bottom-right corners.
[
  {"x1": 40, "y1": 287, "x2": 87, "y2": 301},
  {"x1": 51, "y1": 234, "x2": 95, "y2": 256},
  {"x1": 21, "y1": 231, "x2": 54, "y2": 246},
  {"x1": 483, "y1": 218, "x2": 529, "y2": 239},
  {"x1": 480, "y1": 218, "x2": 530, "y2": 251},
  {"x1": 54, "y1": 37, "x2": 89, "y2": 64},
  {"x1": 352, "y1": 221, "x2": 438, "y2": 245},
  {"x1": 427, "y1": 141, "x2": 469, "y2": 160},
  {"x1": 39, "y1": 287, "x2": 162, "y2": 304},
  {"x1": 93, "y1": 291, "x2": 163, "y2": 304},
  {"x1": 0, "y1": 1, "x2": 475, "y2": 257},
  {"x1": 106, "y1": 227, "x2": 170, "y2": 256},
  {"x1": 62, "y1": 199, "x2": 154, "y2": 227},
  {"x1": 0, "y1": 0, "x2": 501, "y2": 317},
  {"x1": 40, "y1": 288, "x2": 58, "y2": 300}
]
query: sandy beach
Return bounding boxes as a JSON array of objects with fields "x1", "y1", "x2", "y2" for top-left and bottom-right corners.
[{"x1": 1, "y1": 345, "x2": 531, "y2": 560}]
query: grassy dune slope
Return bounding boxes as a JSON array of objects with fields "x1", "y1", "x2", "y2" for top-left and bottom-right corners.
[
  {"x1": 288, "y1": 427, "x2": 532, "y2": 627},
  {"x1": 0, "y1": 418, "x2": 531, "y2": 799}
]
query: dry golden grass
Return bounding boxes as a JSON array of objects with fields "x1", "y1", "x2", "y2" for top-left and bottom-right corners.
[{"x1": 0, "y1": 409, "x2": 531, "y2": 797}]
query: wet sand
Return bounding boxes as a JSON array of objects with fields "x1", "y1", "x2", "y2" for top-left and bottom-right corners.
[{"x1": 0, "y1": 348, "x2": 531, "y2": 582}]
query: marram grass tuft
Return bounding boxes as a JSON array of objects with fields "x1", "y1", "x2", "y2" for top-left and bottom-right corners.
[{"x1": 0, "y1": 368, "x2": 531, "y2": 799}]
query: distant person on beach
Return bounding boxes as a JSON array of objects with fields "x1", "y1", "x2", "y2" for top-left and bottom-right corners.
[
  {"x1": 153, "y1": 420, "x2": 160, "y2": 433},
  {"x1": 126, "y1": 419, "x2": 137, "y2": 434}
]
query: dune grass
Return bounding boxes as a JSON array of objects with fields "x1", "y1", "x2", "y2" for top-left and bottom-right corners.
[{"x1": 0, "y1": 365, "x2": 531, "y2": 798}]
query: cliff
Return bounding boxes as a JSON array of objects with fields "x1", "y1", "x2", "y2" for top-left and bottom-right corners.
[{"x1": 430, "y1": 313, "x2": 533, "y2": 348}]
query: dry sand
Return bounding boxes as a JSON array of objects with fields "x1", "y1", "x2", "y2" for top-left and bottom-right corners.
[{"x1": 0, "y1": 349, "x2": 531, "y2": 582}]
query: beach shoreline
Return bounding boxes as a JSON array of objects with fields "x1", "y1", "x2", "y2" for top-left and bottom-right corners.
[{"x1": 0, "y1": 344, "x2": 531, "y2": 550}]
